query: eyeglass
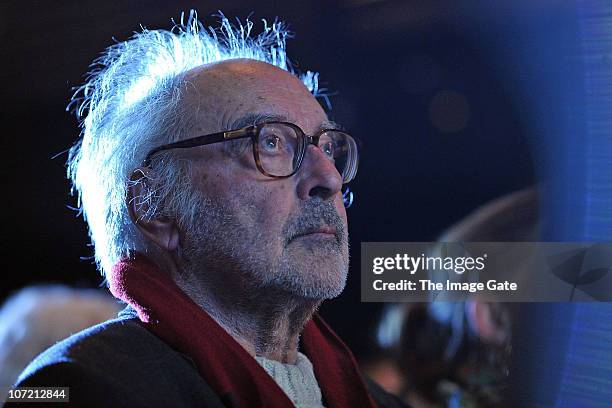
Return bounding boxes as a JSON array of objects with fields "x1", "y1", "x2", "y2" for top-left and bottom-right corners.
[{"x1": 142, "y1": 121, "x2": 359, "y2": 184}]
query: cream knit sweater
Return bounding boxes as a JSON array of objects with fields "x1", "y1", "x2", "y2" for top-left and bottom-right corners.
[{"x1": 255, "y1": 352, "x2": 326, "y2": 408}]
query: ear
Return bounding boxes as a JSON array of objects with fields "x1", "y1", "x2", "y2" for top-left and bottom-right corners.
[{"x1": 126, "y1": 167, "x2": 180, "y2": 252}]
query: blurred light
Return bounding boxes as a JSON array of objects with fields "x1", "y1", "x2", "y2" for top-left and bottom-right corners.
[
  {"x1": 429, "y1": 90, "x2": 470, "y2": 133},
  {"x1": 376, "y1": 305, "x2": 403, "y2": 348}
]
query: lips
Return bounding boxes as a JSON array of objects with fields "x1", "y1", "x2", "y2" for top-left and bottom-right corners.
[{"x1": 291, "y1": 225, "x2": 338, "y2": 241}]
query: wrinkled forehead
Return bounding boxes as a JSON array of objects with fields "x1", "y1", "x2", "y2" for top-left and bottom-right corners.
[{"x1": 181, "y1": 59, "x2": 328, "y2": 135}]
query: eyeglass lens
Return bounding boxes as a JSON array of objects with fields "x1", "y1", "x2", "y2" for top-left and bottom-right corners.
[{"x1": 255, "y1": 123, "x2": 357, "y2": 183}]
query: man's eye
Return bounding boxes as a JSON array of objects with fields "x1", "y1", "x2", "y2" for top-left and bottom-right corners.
[
  {"x1": 321, "y1": 142, "x2": 334, "y2": 158},
  {"x1": 262, "y1": 135, "x2": 281, "y2": 151}
]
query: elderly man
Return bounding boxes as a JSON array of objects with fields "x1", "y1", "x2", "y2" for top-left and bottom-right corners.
[{"x1": 12, "y1": 12, "x2": 404, "y2": 408}]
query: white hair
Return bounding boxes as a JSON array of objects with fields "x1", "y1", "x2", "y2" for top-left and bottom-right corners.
[{"x1": 67, "y1": 11, "x2": 321, "y2": 280}]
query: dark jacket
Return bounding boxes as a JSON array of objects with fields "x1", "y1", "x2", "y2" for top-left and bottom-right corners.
[{"x1": 8, "y1": 314, "x2": 407, "y2": 408}]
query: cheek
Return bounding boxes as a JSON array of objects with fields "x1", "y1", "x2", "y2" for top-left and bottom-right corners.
[
  {"x1": 233, "y1": 182, "x2": 293, "y2": 233},
  {"x1": 193, "y1": 158, "x2": 294, "y2": 230}
]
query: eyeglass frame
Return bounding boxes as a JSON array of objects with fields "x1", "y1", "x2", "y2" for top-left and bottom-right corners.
[{"x1": 141, "y1": 121, "x2": 358, "y2": 184}]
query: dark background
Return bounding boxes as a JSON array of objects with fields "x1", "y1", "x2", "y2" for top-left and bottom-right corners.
[{"x1": 2, "y1": 0, "x2": 543, "y2": 358}]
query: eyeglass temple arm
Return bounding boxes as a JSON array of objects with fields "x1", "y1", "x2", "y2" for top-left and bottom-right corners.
[{"x1": 142, "y1": 128, "x2": 253, "y2": 166}]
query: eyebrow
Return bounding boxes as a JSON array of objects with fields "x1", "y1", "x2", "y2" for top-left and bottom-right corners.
[{"x1": 230, "y1": 112, "x2": 343, "y2": 133}]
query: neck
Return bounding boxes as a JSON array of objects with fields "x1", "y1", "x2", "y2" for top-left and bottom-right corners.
[{"x1": 171, "y1": 266, "x2": 321, "y2": 364}]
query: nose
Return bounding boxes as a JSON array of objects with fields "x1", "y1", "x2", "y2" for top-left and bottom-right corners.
[{"x1": 296, "y1": 144, "x2": 343, "y2": 201}]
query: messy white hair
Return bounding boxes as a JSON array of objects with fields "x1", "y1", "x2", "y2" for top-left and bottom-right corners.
[{"x1": 67, "y1": 11, "x2": 321, "y2": 280}]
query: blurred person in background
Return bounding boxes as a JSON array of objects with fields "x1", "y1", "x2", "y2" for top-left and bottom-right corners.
[
  {"x1": 366, "y1": 187, "x2": 537, "y2": 407},
  {"x1": 0, "y1": 285, "x2": 120, "y2": 403}
]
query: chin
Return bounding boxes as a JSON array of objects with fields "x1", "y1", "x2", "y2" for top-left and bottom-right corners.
[{"x1": 272, "y1": 256, "x2": 349, "y2": 300}]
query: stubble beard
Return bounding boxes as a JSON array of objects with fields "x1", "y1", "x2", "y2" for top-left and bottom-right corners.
[{"x1": 177, "y1": 188, "x2": 349, "y2": 303}]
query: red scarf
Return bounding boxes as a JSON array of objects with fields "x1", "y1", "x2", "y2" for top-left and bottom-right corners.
[{"x1": 109, "y1": 256, "x2": 377, "y2": 408}]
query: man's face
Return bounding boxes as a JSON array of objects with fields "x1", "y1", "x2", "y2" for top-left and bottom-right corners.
[{"x1": 175, "y1": 59, "x2": 349, "y2": 300}]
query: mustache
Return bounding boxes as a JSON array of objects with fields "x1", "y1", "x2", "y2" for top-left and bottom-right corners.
[{"x1": 282, "y1": 199, "x2": 347, "y2": 245}]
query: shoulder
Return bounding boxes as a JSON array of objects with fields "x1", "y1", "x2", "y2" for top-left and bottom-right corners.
[
  {"x1": 13, "y1": 318, "x2": 223, "y2": 407},
  {"x1": 17, "y1": 318, "x2": 165, "y2": 381}
]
